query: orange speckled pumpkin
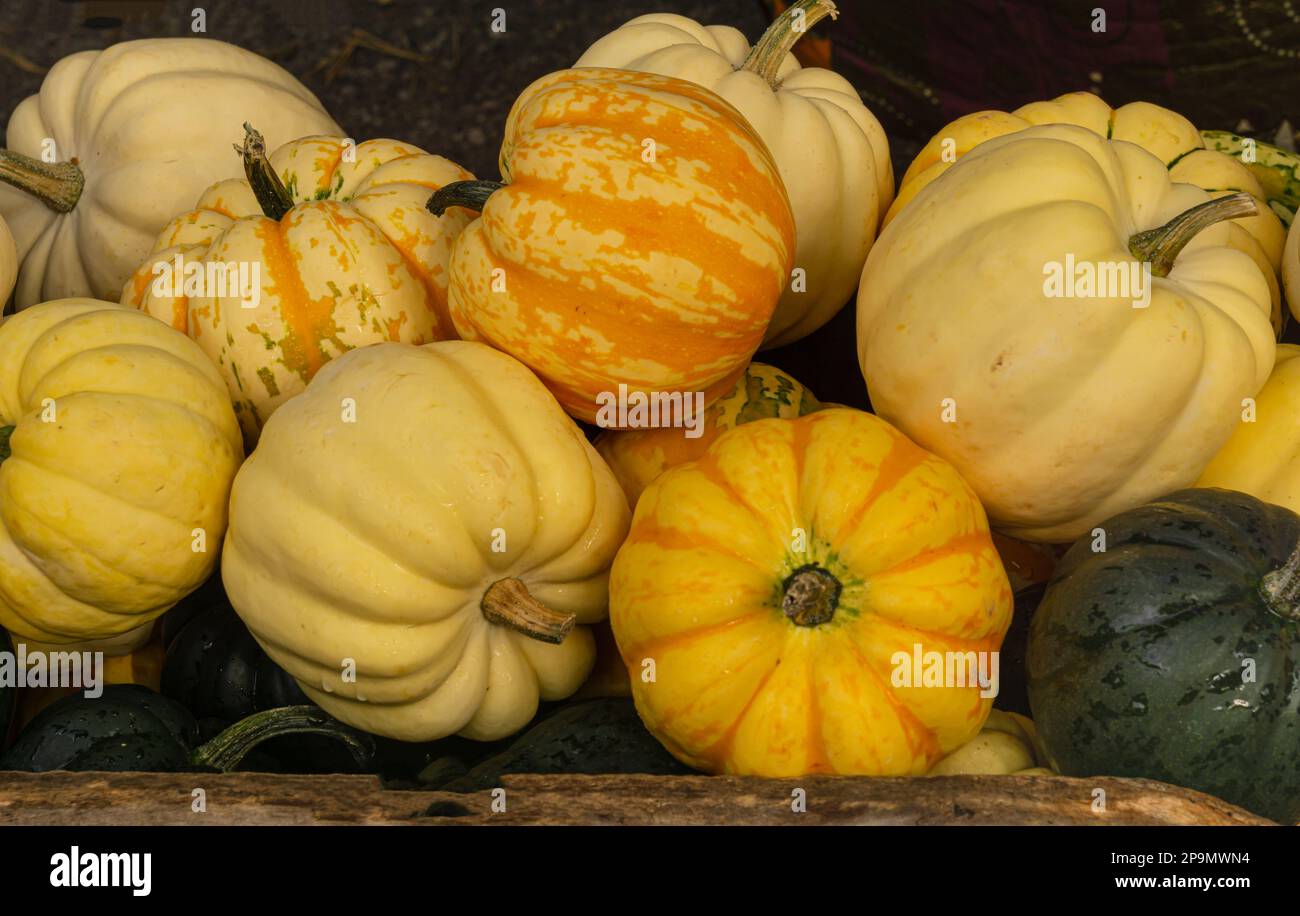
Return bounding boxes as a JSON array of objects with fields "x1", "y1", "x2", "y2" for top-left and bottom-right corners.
[
  {"x1": 596, "y1": 361, "x2": 820, "y2": 509},
  {"x1": 609, "y1": 408, "x2": 1013, "y2": 776},
  {"x1": 428, "y1": 68, "x2": 796, "y2": 424},
  {"x1": 121, "y1": 127, "x2": 474, "y2": 442}
]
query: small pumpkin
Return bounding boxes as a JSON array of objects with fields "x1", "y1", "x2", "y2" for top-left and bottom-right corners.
[
  {"x1": 858, "y1": 122, "x2": 1275, "y2": 542},
  {"x1": 576, "y1": 0, "x2": 893, "y2": 346},
  {"x1": 595, "y1": 361, "x2": 821, "y2": 508},
  {"x1": 0, "y1": 300, "x2": 242, "y2": 646},
  {"x1": 1201, "y1": 129, "x2": 1300, "y2": 228},
  {"x1": 610, "y1": 408, "x2": 1012, "y2": 776},
  {"x1": 926, "y1": 709, "x2": 1052, "y2": 776},
  {"x1": 1197, "y1": 343, "x2": 1300, "y2": 512},
  {"x1": 222, "y1": 340, "x2": 631, "y2": 742},
  {"x1": 15, "y1": 629, "x2": 166, "y2": 728},
  {"x1": 428, "y1": 67, "x2": 795, "y2": 424},
  {"x1": 1027, "y1": 487, "x2": 1300, "y2": 823},
  {"x1": 122, "y1": 125, "x2": 474, "y2": 443},
  {"x1": 0, "y1": 684, "x2": 370, "y2": 773},
  {"x1": 0, "y1": 39, "x2": 340, "y2": 308}
]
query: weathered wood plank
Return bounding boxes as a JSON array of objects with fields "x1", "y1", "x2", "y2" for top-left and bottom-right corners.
[{"x1": 0, "y1": 772, "x2": 1274, "y2": 826}]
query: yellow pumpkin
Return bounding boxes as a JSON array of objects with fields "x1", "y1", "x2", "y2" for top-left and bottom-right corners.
[
  {"x1": 121, "y1": 127, "x2": 474, "y2": 444},
  {"x1": 610, "y1": 408, "x2": 1012, "y2": 776},
  {"x1": 888, "y1": 92, "x2": 1286, "y2": 330},
  {"x1": 1197, "y1": 343, "x2": 1300, "y2": 510},
  {"x1": 0, "y1": 214, "x2": 16, "y2": 307},
  {"x1": 859, "y1": 123, "x2": 1275, "y2": 542},
  {"x1": 222, "y1": 340, "x2": 631, "y2": 742},
  {"x1": 0, "y1": 300, "x2": 242, "y2": 646},
  {"x1": 429, "y1": 68, "x2": 796, "y2": 424},
  {"x1": 595, "y1": 361, "x2": 820, "y2": 508}
]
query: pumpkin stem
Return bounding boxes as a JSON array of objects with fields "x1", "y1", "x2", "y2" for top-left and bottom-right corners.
[
  {"x1": 741, "y1": 0, "x2": 838, "y2": 87},
  {"x1": 481, "y1": 577, "x2": 576, "y2": 644},
  {"x1": 190, "y1": 705, "x2": 374, "y2": 772},
  {"x1": 236, "y1": 123, "x2": 295, "y2": 221},
  {"x1": 0, "y1": 425, "x2": 12, "y2": 464},
  {"x1": 782, "y1": 564, "x2": 842, "y2": 627},
  {"x1": 1260, "y1": 542, "x2": 1300, "y2": 622},
  {"x1": 0, "y1": 148, "x2": 84, "y2": 214},
  {"x1": 1128, "y1": 192, "x2": 1257, "y2": 278},
  {"x1": 427, "y1": 179, "x2": 505, "y2": 216}
]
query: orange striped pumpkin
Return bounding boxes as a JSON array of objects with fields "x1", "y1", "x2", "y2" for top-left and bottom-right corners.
[
  {"x1": 121, "y1": 128, "x2": 474, "y2": 443},
  {"x1": 610, "y1": 408, "x2": 1013, "y2": 776},
  {"x1": 429, "y1": 68, "x2": 796, "y2": 424}
]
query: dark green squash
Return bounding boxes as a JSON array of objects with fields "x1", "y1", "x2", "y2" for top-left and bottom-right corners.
[
  {"x1": 0, "y1": 683, "x2": 372, "y2": 773},
  {"x1": 1027, "y1": 488, "x2": 1300, "y2": 823},
  {"x1": 0, "y1": 627, "x2": 14, "y2": 745}
]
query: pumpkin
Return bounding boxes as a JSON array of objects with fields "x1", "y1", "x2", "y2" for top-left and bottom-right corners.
[
  {"x1": 575, "y1": 0, "x2": 893, "y2": 346},
  {"x1": 121, "y1": 126, "x2": 474, "y2": 444},
  {"x1": 0, "y1": 300, "x2": 242, "y2": 647},
  {"x1": 427, "y1": 67, "x2": 795, "y2": 425},
  {"x1": 1197, "y1": 343, "x2": 1300, "y2": 511},
  {"x1": 609, "y1": 408, "x2": 1012, "y2": 777},
  {"x1": 15, "y1": 629, "x2": 167, "y2": 728},
  {"x1": 1202, "y1": 130, "x2": 1300, "y2": 228},
  {"x1": 858, "y1": 122, "x2": 1275, "y2": 543},
  {"x1": 888, "y1": 93, "x2": 1286, "y2": 332},
  {"x1": 0, "y1": 214, "x2": 16, "y2": 308},
  {"x1": 0, "y1": 38, "x2": 340, "y2": 309},
  {"x1": 0, "y1": 684, "x2": 370, "y2": 773},
  {"x1": 1027, "y1": 487, "x2": 1300, "y2": 823},
  {"x1": 222, "y1": 340, "x2": 632, "y2": 743},
  {"x1": 926, "y1": 709, "x2": 1052, "y2": 776},
  {"x1": 595, "y1": 361, "x2": 821, "y2": 508}
]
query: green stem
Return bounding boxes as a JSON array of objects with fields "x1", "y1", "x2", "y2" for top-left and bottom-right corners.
[
  {"x1": 236, "y1": 123, "x2": 294, "y2": 221},
  {"x1": 190, "y1": 705, "x2": 374, "y2": 772},
  {"x1": 781, "y1": 564, "x2": 842, "y2": 627},
  {"x1": 427, "y1": 179, "x2": 505, "y2": 216},
  {"x1": 0, "y1": 425, "x2": 13, "y2": 464},
  {"x1": 1128, "y1": 192, "x2": 1257, "y2": 278},
  {"x1": 480, "y1": 578, "x2": 576, "y2": 644},
  {"x1": 1260, "y1": 541, "x2": 1300, "y2": 622},
  {"x1": 0, "y1": 149, "x2": 83, "y2": 213},
  {"x1": 740, "y1": 0, "x2": 838, "y2": 87}
]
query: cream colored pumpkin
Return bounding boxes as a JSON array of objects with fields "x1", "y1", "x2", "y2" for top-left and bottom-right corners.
[
  {"x1": 121, "y1": 130, "x2": 474, "y2": 444},
  {"x1": 0, "y1": 215, "x2": 15, "y2": 307},
  {"x1": 576, "y1": 0, "x2": 893, "y2": 347},
  {"x1": 222, "y1": 340, "x2": 631, "y2": 742},
  {"x1": 858, "y1": 124, "x2": 1274, "y2": 542},
  {"x1": 0, "y1": 38, "x2": 341, "y2": 309},
  {"x1": 0, "y1": 300, "x2": 242, "y2": 646}
]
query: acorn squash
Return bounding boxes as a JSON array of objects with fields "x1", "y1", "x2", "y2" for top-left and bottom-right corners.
[{"x1": 1027, "y1": 487, "x2": 1300, "y2": 823}]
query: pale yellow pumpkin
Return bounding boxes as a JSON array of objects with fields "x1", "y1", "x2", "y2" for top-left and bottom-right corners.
[
  {"x1": 0, "y1": 214, "x2": 15, "y2": 307},
  {"x1": 0, "y1": 39, "x2": 340, "y2": 308},
  {"x1": 0, "y1": 300, "x2": 242, "y2": 646},
  {"x1": 121, "y1": 129, "x2": 473, "y2": 443},
  {"x1": 222, "y1": 340, "x2": 631, "y2": 742},
  {"x1": 859, "y1": 124, "x2": 1275, "y2": 542}
]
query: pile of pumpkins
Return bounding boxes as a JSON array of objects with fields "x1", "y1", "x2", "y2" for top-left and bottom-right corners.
[{"x1": 1, "y1": 1, "x2": 1299, "y2": 823}]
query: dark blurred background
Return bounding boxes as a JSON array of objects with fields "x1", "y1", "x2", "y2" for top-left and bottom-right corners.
[{"x1": 2, "y1": 0, "x2": 1298, "y2": 406}]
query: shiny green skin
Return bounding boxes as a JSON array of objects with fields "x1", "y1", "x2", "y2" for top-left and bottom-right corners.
[{"x1": 1027, "y1": 488, "x2": 1300, "y2": 823}]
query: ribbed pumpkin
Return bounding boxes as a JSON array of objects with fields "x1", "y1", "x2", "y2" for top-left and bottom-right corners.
[
  {"x1": 222, "y1": 340, "x2": 631, "y2": 742},
  {"x1": 0, "y1": 214, "x2": 15, "y2": 307},
  {"x1": 0, "y1": 300, "x2": 242, "y2": 646},
  {"x1": 888, "y1": 92, "x2": 1286, "y2": 330},
  {"x1": 428, "y1": 68, "x2": 795, "y2": 424},
  {"x1": 595, "y1": 361, "x2": 820, "y2": 508},
  {"x1": 610, "y1": 408, "x2": 1012, "y2": 776},
  {"x1": 121, "y1": 127, "x2": 474, "y2": 443},
  {"x1": 0, "y1": 39, "x2": 340, "y2": 309}
]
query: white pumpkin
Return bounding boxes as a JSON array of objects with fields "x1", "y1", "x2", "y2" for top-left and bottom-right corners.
[
  {"x1": 576, "y1": 0, "x2": 893, "y2": 348},
  {"x1": 0, "y1": 38, "x2": 340, "y2": 309}
]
